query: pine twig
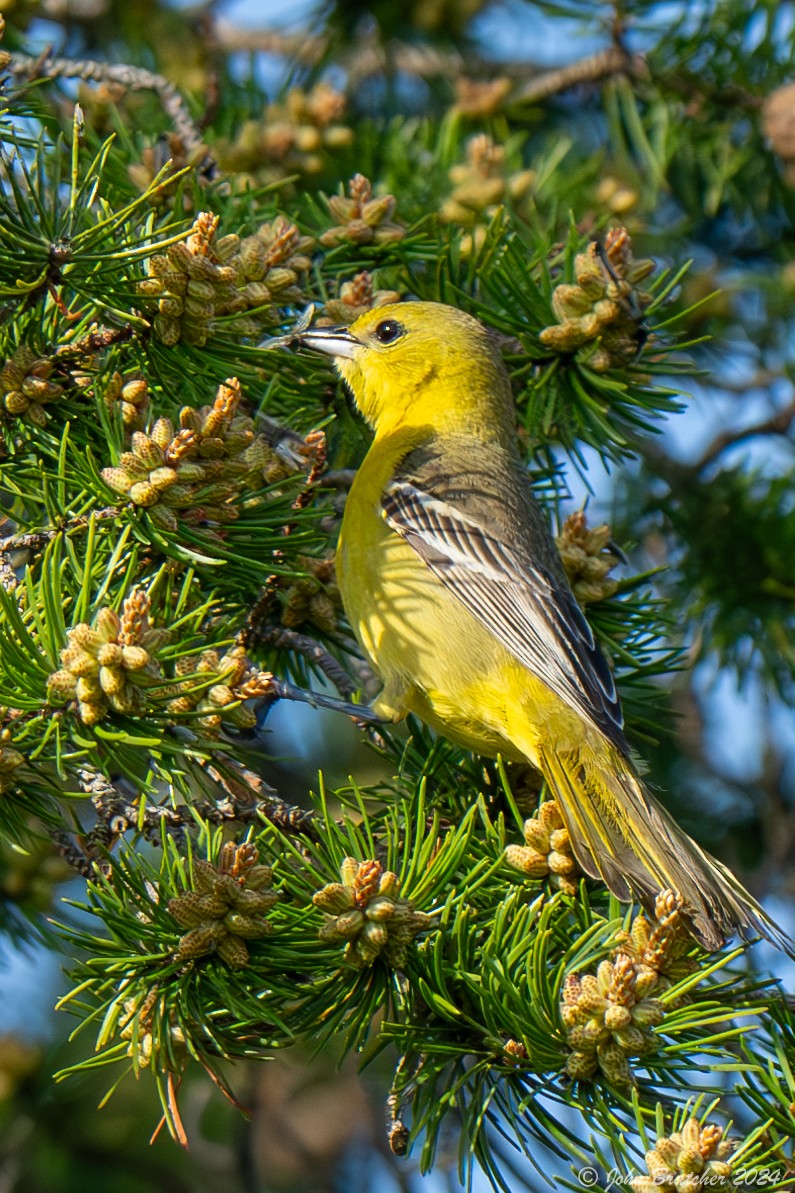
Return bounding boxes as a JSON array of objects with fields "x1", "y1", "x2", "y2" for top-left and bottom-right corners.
[
  {"x1": 214, "y1": 21, "x2": 329, "y2": 65},
  {"x1": 321, "y1": 469, "x2": 357, "y2": 489},
  {"x1": 212, "y1": 24, "x2": 464, "y2": 82},
  {"x1": 638, "y1": 397, "x2": 795, "y2": 484},
  {"x1": 211, "y1": 23, "x2": 638, "y2": 99},
  {"x1": 694, "y1": 399, "x2": 795, "y2": 474},
  {"x1": 511, "y1": 46, "x2": 646, "y2": 104},
  {"x1": 252, "y1": 625, "x2": 359, "y2": 700},
  {"x1": 54, "y1": 324, "x2": 137, "y2": 359},
  {"x1": 0, "y1": 508, "x2": 120, "y2": 558},
  {"x1": 8, "y1": 52, "x2": 206, "y2": 155},
  {"x1": 52, "y1": 828, "x2": 95, "y2": 878},
  {"x1": 203, "y1": 758, "x2": 317, "y2": 835},
  {"x1": 705, "y1": 368, "x2": 787, "y2": 395},
  {"x1": 74, "y1": 762, "x2": 316, "y2": 856},
  {"x1": 254, "y1": 674, "x2": 383, "y2": 725}
]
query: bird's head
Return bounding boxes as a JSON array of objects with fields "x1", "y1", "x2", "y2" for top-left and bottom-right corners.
[{"x1": 296, "y1": 301, "x2": 515, "y2": 442}]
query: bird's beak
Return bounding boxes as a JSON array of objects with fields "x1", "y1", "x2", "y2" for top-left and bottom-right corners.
[{"x1": 294, "y1": 325, "x2": 360, "y2": 360}]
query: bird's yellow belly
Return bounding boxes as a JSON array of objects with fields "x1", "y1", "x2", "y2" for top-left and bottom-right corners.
[{"x1": 338, "y1": 509, "x2": 587, "y2": 762}]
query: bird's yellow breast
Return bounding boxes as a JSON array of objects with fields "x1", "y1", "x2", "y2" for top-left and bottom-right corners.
[{"x1": 337, "y1": 438, "x2": 587, "y2": 762}]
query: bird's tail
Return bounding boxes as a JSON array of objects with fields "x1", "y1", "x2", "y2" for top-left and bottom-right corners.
[{"x1": 537, "y1": 742, "x2": 791, "y2": 955}]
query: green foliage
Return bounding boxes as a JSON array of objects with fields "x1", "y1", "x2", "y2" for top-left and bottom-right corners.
[
  {"x1": 0, "y1": 2, "x2": 794, "y2": 1191},
  {"x1": 663, "y1": 470, "x2": 795, "y2": 693}
]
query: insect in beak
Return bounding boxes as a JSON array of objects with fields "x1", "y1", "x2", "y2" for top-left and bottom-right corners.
[
  {"x1": 260, "y1": 305, "x2": 360, "y2": 359},
  {"x1": 294, "y1": 326, "x2": 360, "y2": 359}
]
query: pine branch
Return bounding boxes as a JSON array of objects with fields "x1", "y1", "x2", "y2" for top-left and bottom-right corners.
[
  {"x1": 0, "y1": 507, "x2": 120, "y2": 559},
  {"x1": 693, "y1": 397, "x2": 795, "y2": 474},
  {"x1": 511, "y1": 46, "x2": 647, "y2": 105},
  {"x1": 7, "y1": 52, "x2": 206, "y2": 155},
  {"x1": 248, "y1": 626, "x2": 360, "y2": 700},
  {"x1": 1, "y1": 6, "x2": 793, "y2": 1186},
  {"x1": 254, "y1": 674, "x2": 383, "y2": 725},
  {"x1": 74, "y1": 761, "x2": 317, "y2": 855}
]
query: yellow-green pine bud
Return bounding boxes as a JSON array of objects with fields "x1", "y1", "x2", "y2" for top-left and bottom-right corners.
[
  {"x1": 99, "y1": 665, "x2": 125, "y2": 696},
  {"x1": 48, "y1": 670, "x2": 77, "y2": 701},
  {"x1": 223, "y1": 912, "x2": 272, "y2": 939},
  {"x1": 129, "y1": 481, "x2": 159, "y2": 507},
  {"x1": 597, "y1": 1039, "x2": 632, "y2": 1085},
  {"x1": 565, "y1": 1050, "x2": 598, "y2": 1081},
  {"x1": 604, "y1": 1005, "x2": 632, "y2": 1031},
  {"x1": 121, "y1": 644, "x2": 150, "y2": 671}
]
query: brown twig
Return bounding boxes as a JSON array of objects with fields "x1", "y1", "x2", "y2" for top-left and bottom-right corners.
[
  {"x1": 321, "y1": 469, "x2": 357, "y2": 490},
  {"x1": 214, "y1": 21, "x2": 329, "y2": 65},
  {"x1": 636, "y1": 396, "x2": 795, "y2": 486},
  {"x1": 253, "y1": 625, "x2": 359, "y2": 700},
  {"x1": 0, "y1": 508, "x2": 120, "y2": 559},
  {"x1": 242, "y1": 575, "x2": 281, "y2": 652},
  {"x1": 694, "y1": 399, "x2": 795, "y2": 474},
  {"x1": 75, "y1": 761, "x2": 317, "y2": 859},
  {"x1": 194, "y1": 10, "x2": 223, "y2": 132},
  {"x1": 511, "y1": 46, "x2": 646, "y2": 105},
  {"x1": 8, "y1": 52, "x2": 205, "y2": 155},
  {"x1": 703, "y1": 368, "x2": 787, "y2": 396},
  {"x1": 204, "y1": 758, "x2": 317, "y2": 834},
  {"x1": 54, "y1": 324, "x2": 137, "y2": 360},
  {"x1": 213, "y1": 25, "x2": 463, "y2": 82},
  {"x1": 251, "y1": 673, "x2": 383, "y2": 726},
  {"x1": 211, "y1": 22, "x2": 642, "y2": 99},
  {"x1": 52, "y1": 828, "x2": 96, "y2": 879},
  {"x1": 291, "y1": 429, "x2": 327, "y2": 511},
  {"x1": 652, "y1": 66, "x2": 762, "y2": 113}
]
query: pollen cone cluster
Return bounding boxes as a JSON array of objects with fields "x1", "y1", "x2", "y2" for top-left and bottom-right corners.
[
  {"x1": 319, "y1": 174, "x2": 405, "y2": 248},
  {"x1": 561, "y1": 951, "x2": 666, "y2": 1086},
  {"x1": 281, "y1": 555, "x2": 341, "y2": 635},
  {"x1": 314, "y1": 857, "x2": 432, "y2": 969},
  {"x1": 0, "y1": 16, "x2": 9, "y2": 71},
  {"x1": 166, "y1": 644, "x2": 257, "y2": 732},
  {"x1": 630, "y1": 1117, "x2": 736, "y2": 1193},
  {"x1": 442, "y1": 134, "x2": 534, "y2": 227},
  {"x1": 101, "y1": 377, "x2": 286, "y2": 532},
  {"x1": 504, "y1": 799, "x2": 580, "y2": 895},
  {"x1": 119, "y1": 989, "x2": 186, "y2": 1071},
  {"x1": 762, "y1": 82, "x2": 795, "y2": 186},
  {"x1": 556, "y1": 511, "x2": 621, "y2": 603},
  {"x1": 216, "y1": 83, "x2": 353, "y2": 178},
  {"x1": 48, "y1": 590, "x2": 167, "y2": 725},
  {"x1": 103, "y1": 372, "x2": 150, "y2": 430},
  {"x1": 139, "y1": 211, "x2": 313, "y2": 346},
  {"x1": 0, "y1": 731, "x2": 25, "y2": 796},
  {"x1": 615, "y1": 889, "x2": 698, "y2": 998},
  {"x1": 168, "y1": 843, "x2": 278, "y2": 968},
  {"x1": 540, "y1": 228, "x2": 654, "y2": 371},
  {"x1": 0, "y1": 835, "x2": 71, "y2": 910},
  {"x1": 452, "y1": 76, "x2": 512, "y2": 118},
  {"x1": 318, "y1": 271, "x2": 403, "y2": 326},
  {"x1": 0, "y1": 347, "x2": 64, "y2": 427}
]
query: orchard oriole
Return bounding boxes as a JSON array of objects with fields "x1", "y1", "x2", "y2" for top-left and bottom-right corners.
[{"x1": 295, "y1": 301, "x2": 789, "y2": 953}]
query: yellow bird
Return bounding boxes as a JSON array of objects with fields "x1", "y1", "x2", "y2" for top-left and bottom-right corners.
[{"x1": 296, "y1": 301, "x2": 789, "y2": 953}]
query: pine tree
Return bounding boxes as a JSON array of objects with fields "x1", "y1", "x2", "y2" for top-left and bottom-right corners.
[{"x1": 0, "y1": 3, "x2": 793, "y2": 1190}]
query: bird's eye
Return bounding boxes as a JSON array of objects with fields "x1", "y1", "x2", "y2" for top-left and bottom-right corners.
[{"x1": 374, "y1": 319, "x2": 405, "y2": 345}]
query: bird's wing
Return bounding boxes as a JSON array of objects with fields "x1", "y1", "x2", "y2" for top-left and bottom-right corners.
[{"x1": 382, "y1": 472, "x2": 627, "y2": 753}]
